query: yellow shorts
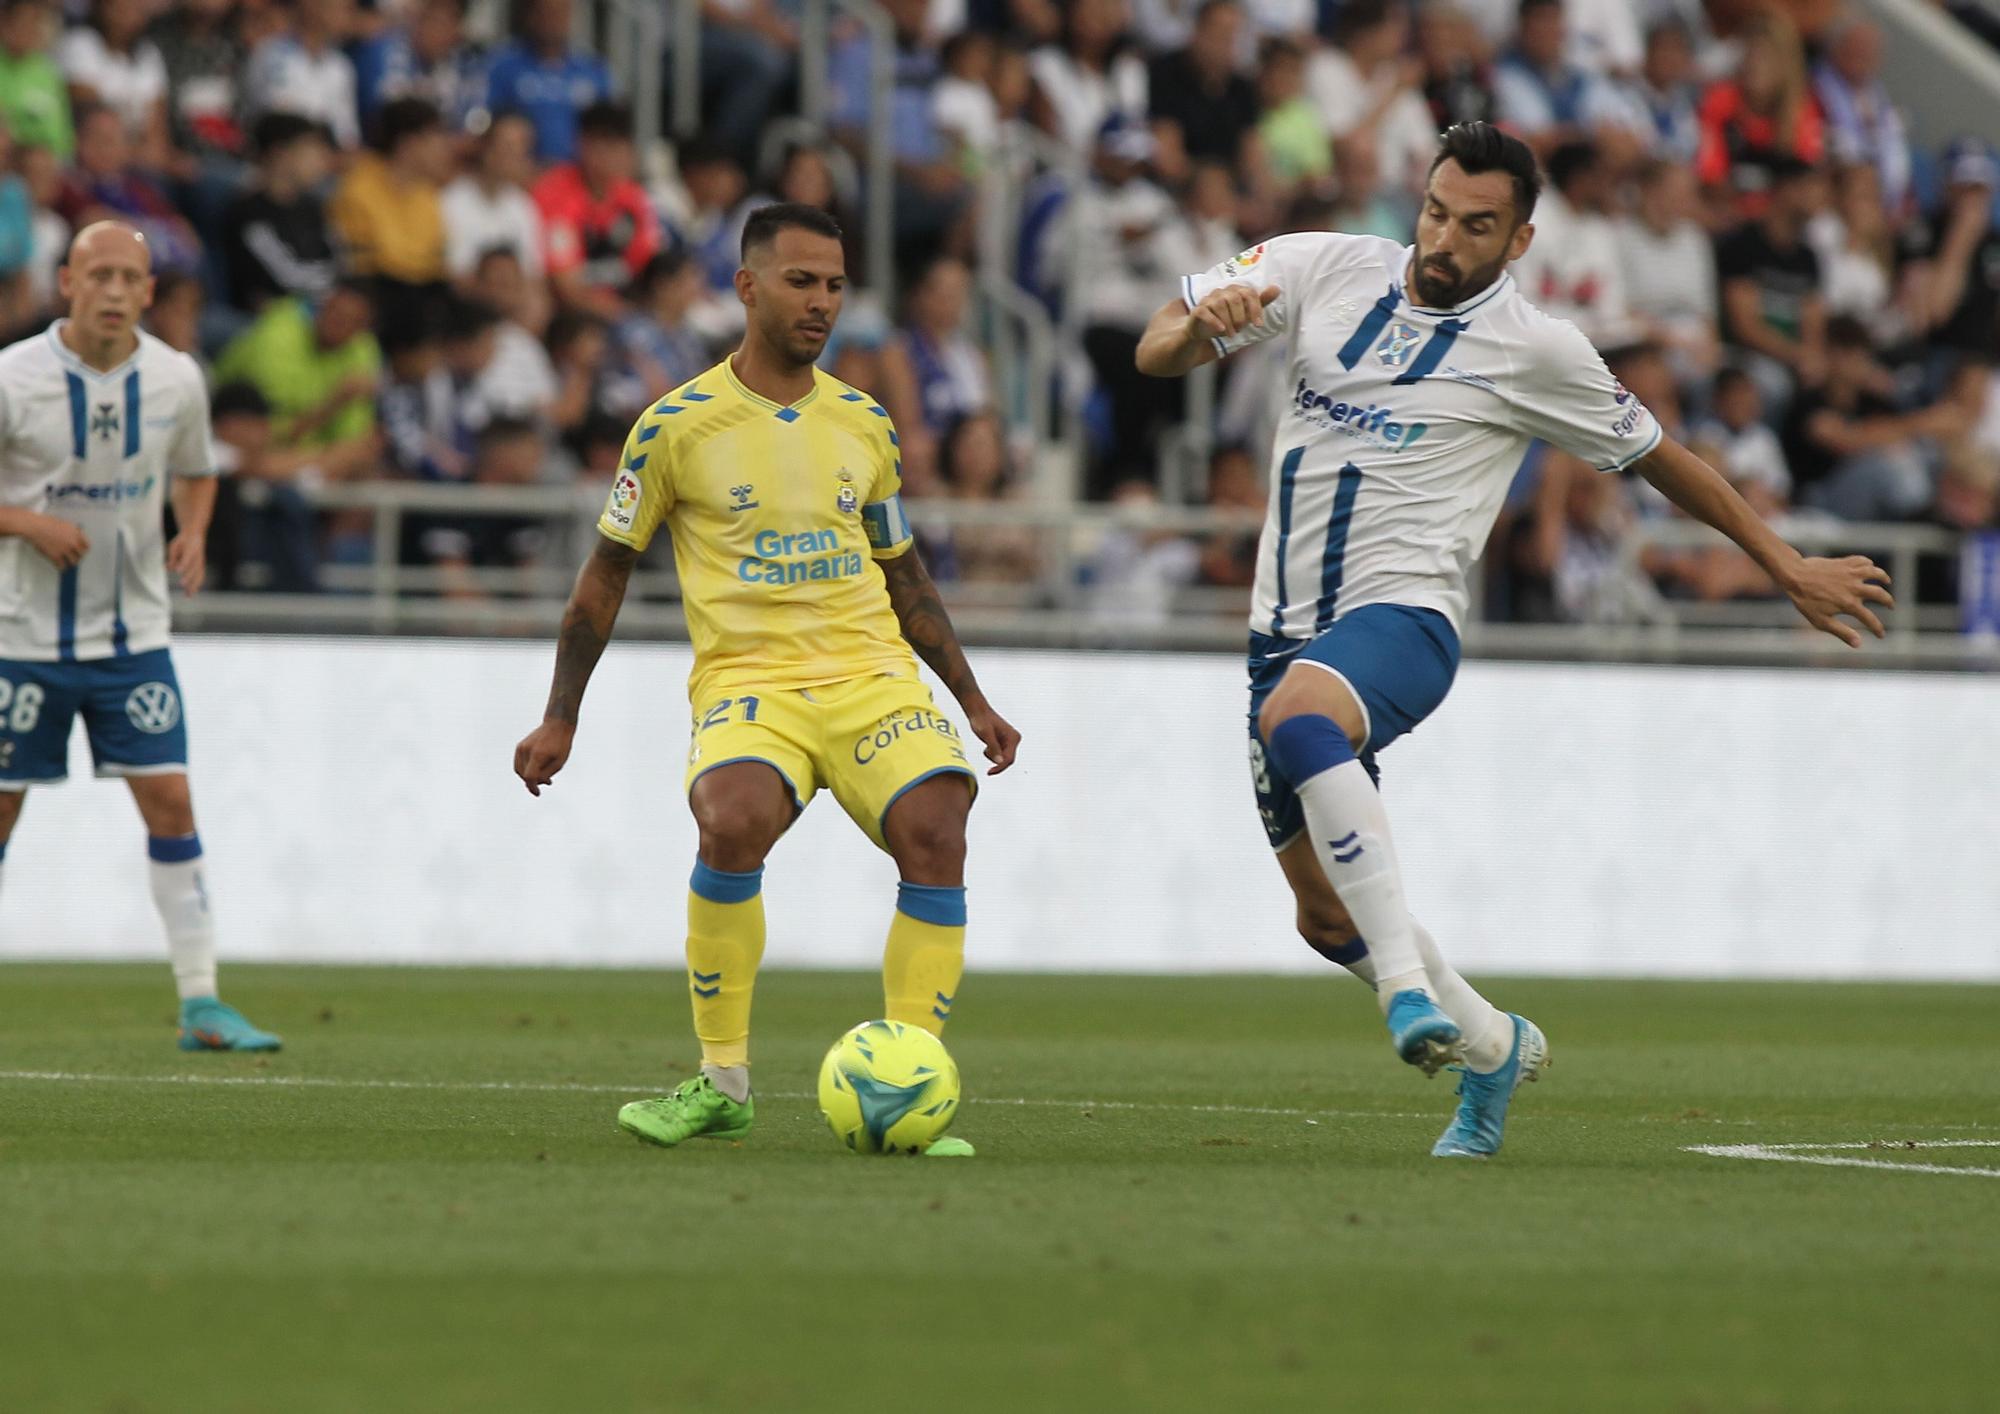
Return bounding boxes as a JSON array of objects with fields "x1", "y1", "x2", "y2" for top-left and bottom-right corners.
[{"x1": 684, "y1": 674, "x2": 976, "y2": 849}]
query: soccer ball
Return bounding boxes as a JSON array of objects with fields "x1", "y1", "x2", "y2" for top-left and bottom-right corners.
[{"x1": 818, "y1": 1019, "x2": 960, "y2": 1155}]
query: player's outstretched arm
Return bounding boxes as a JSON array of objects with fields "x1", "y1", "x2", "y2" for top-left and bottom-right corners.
[
  {"x1": 879, "y1": 548, "x2": 1020, "y2": 775},
  {"x1": 1635, "y1": 437, "x2": 1894, "y2": 649},
  {"x1": 1133, "y1": 284, "x2": 1280, "y2": 379},
  {"x1": 514, "y1": 535, "x2": 639, "y2": 795}
]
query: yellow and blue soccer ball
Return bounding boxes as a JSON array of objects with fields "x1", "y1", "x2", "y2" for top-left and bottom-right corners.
[{"x1": 818, "y1": 1020, "x2": 960, "y2": 1155}]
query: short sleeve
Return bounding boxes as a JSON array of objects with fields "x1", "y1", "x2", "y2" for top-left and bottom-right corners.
[
  {"x1": 169, "y1": 361, "x2": 218, "y2": 477},
  {"x1": 1179, "y1": 232, "x2": 1317, "y2": 358},
  {"x1": 597, "y1": 413, "x2": 671, "y2": 550},
  {"x1": 859, "y1": 409, "x2": 912, "y2": 559},
  {"x1": 1509, "y1": 319, "x2": 1664, "y2": 473}
]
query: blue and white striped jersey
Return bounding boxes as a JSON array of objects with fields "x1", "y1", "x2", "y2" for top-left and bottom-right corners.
[
  {"x1": 0, "y1": 325, "x2": 216, "y2": 662},
  {"x1": 1184, "y1": 232, "x2": 1662, "y2": 638}
]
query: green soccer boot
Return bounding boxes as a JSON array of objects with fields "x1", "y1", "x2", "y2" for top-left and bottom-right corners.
[{"x1": 617, "y1": 1074, "x2": 755, "y2": 1148}]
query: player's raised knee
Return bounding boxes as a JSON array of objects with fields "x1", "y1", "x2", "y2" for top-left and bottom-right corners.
[{"x1": 1258, "y1": 666, "x2": 1365, "y2": 747}]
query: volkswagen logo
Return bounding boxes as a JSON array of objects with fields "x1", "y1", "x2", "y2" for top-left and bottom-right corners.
[{"x1": 125, "y1": 682, "x2": 181, "y2": 735}]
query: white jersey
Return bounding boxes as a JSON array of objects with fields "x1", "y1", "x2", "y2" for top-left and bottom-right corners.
[
  {"x1": 1184, "y1": 232, "x2": 1662, "y2": 638},
  {"x1": 0, "y1": 325, "x2": 217, "y2": 662}
]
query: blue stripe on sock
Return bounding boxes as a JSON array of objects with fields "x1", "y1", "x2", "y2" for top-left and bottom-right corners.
[
  {"x1": 0, "y1": 840, "x2": 9, "y2": 862},
  {"x1": 148, "y1": 833, "x2": 203, "y2": 863},
  {"x1": 1310, "y1": 935, "x2": 1370, "y2": 967},
  {"x1": 690, "y1": 860, "x2": 763, "y2": 903},
  {"x1": 896, "y1": 882, "x2": 967, "y2": 928},
  {"x1": 1265, "y1": 714, "x2": 1355, "y2": 787}
]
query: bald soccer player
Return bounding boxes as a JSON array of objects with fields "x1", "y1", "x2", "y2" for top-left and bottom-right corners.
[{"x1": 0, "y1": 222, "x2": 280, "y2": 1051}]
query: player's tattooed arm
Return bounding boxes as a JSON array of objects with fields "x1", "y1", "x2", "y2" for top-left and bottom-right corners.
[
  {"x1": 546, "y1": 536, "x2": 639, "y2": 723},
  {"x1": 515, "y1": 536, "x2": 638, "y2": 795},
  {"x1": 880, "y1": 548, "x2": 1021, "y2": 774}
]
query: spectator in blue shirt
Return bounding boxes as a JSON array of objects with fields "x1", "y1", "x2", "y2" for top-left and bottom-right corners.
[
  {"x1": 354, "y1": 0, "x2": 491, "y2": 133},
  {"x1": 483, "y1": 0, "x2": 613, "y2": 163},
  {"x1": 828, "y1": 0, "x2": 968, "y2": 251}
]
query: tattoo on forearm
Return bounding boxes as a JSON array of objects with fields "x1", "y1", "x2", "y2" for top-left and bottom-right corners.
[
  {"x1": 881, "y1": 549, "x2": 979, "y2": 703},
  {"x1": 545, "y1": 538, "x2": 638, "y2": 723}
]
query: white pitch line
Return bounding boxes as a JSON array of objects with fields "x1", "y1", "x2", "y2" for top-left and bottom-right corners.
[
  {"x1": 1686, "y1": 1140, "x2": 2000, "y2": 1179},
  {"x1": 0, "y1": 1069, "x2": 1436, "y2": 1123}
]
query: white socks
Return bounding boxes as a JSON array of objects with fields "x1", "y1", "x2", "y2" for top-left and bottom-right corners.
[
  {"x1": 702, "y1": 1063, "x2": 751, "y2": 1103},
  {"x1": 148, "y1": 835, "x2": 216, "y2": 1002},
  {"x1": 1318, "y1": 920, "x2": 1517, "y2": 1073},
  {"x1": 1291, "y1": 759, "x2": 1429, "y2": 1007},
  {"x1": 1414, "y1": 921, "x2": 1515, "y2": 1072}
]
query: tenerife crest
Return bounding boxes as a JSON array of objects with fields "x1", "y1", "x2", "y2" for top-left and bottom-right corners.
[{"x1": 1375, "y1": 322, "x2": 1422, "y2": 369}]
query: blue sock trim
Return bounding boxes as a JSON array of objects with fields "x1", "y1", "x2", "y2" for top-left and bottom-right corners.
[
  {"x1": 1309, "y1": 935, "x2": 1370, "y2": 967},
  {"x1": 897, "y1": 882, "x2": 967, "y2": 928},
  {"x1": 1265, "y1": 714, "x2": 1355, "y2": 786},
  {"x1": 690, "y1": 860, "x2": 763, "y2": 904},
  {"x1": 147, "y1": 833, "x2": 203, "y2": 864},
  {"x1": 0, "y1": 840, "x2": 8, "y2": 862}
]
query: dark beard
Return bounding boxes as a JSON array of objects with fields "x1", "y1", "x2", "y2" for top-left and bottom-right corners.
[{"x1": 1413, "y1": 257, "x2": 1503, "y2": 309}]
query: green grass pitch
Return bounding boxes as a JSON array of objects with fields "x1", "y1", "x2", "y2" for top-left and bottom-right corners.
[{"x1": 3, "y1": 963, "x2": 1996, "y2": 1413}]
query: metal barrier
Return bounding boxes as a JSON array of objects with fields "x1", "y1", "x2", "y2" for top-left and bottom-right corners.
[{"x1": 176, "y1": 482, "x2": 1996, "y2": 667}]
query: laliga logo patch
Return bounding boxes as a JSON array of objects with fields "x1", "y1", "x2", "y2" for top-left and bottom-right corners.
[
  {"x1": 1375, "y1": 322, "x2": 1421, "y2": 369},
  {"x1": 1223, "y1": 243, "x2": 1266, "y2": 276},
  {"x1": 607, "y1": 469, "x2": 641, "y2": 529},
  {"x1": 126, "y1": 682, "x2": 180, "y2": 735}
]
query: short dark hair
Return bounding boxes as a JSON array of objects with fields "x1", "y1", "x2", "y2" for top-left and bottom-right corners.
[
  {"x1": 740, "y1": 202, "x2": 844, "y2": 262},
  {"x1": 1826, "y1": 314, "x2": 1873, "y2": 350},
  {"x1": 1546, "y1": 140, "x2": 1600, "y2": 194},
  {"x1": 252, "y1": 111, "x2": 327, "y2": 159},
  {"x1": 375, "y1": 97, "x2": 443, "y2": 155},
  {"x1": 1518, "y1": 0, "x2": 1561, "y2": 18},
  {"x1": 1428, "y1": 121, "x2": 1543, "y2": 223},
  {"x1": 210, "y1": 382, "x2": 271, "y2": 421},
  {"x1": 578, "y1": 101, "x2": 633, "y2": 143},
  {"x1": 1713, "y1": 365, "x2": 1755, "y2": 397},
  {"x1": 443, "y1": 297, "x2": 503, "y2": 342},
  {"x1": 631, "y1": 246, "x2": 691, "y2": 297}
]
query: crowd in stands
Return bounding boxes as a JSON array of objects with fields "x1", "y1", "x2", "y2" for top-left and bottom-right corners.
[{"x1": 0, "y1": 0, "x2": 1994, "y2": 623}]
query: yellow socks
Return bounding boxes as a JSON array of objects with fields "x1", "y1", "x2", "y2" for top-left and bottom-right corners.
[
  {"x1": 686, "y1": 861, "x2": 766, "y2": 1068},
  {"x1": 883, "y1": 882, "x2": 966, "y2": 1036}
]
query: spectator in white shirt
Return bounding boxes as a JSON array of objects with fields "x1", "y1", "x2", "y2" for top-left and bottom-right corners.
[
  {"x1": 243, "y1": 0, "x2": 362, "y2": 150},
  {"x1": 1615, "y1": 157, "x2": 1719, "y2": 381},
  {"x1": 1693, "y1": 365, "x2": 1793, "y2": 507},
  {"x1": 1812, "y1": 17, "x2": 1911, "y2": 218},
  {"x1": 441, "y1": 110, "x2": 545, "y2": 282},
  {"x1": 1511, "y1": 139, "x2": 1634, "y2": 346},
  {"x1": 1028, "y1": 0, "x2": 1148, "y2": 153},
  {"x1": 1306, "y1": 0, "x2": 1439, "y2": 202},
  {"x1": 1808, "y1": 161, "x2": 1902, "y2": 344},
  {"x1": 60, "y1": 0, "x2": 167, "y2": 160}
]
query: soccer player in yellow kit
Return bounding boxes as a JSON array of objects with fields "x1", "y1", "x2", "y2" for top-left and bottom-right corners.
[{"x1": 514, "y1": 204, "x2": 1020, "y2": 1155}]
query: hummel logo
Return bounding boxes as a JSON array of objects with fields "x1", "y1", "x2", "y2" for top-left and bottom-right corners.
[
  {"x1": 728, "y1": 484, "x2": 760, "y2": 512},
  {"x1": 1329, "y1": 831, "x2": 1365, "y2": 864}
]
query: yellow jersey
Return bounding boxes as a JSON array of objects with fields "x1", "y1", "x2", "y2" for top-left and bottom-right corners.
[{"x1": 597, "y1": 357, "x2": 920, "y2": 703}]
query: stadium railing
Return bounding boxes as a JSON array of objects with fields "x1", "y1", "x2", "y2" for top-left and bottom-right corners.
[{"x1": 178, "y1": 482, "x2": 1996, "y2": 668}]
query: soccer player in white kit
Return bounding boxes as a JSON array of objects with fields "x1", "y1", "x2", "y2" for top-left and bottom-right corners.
[
  {"x1": 1137, "y1": 124, "x2": 1889, "y2": 1157},
  {"x1": 0, "y1": 222, "x2": 280, "y2": 1051}
]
